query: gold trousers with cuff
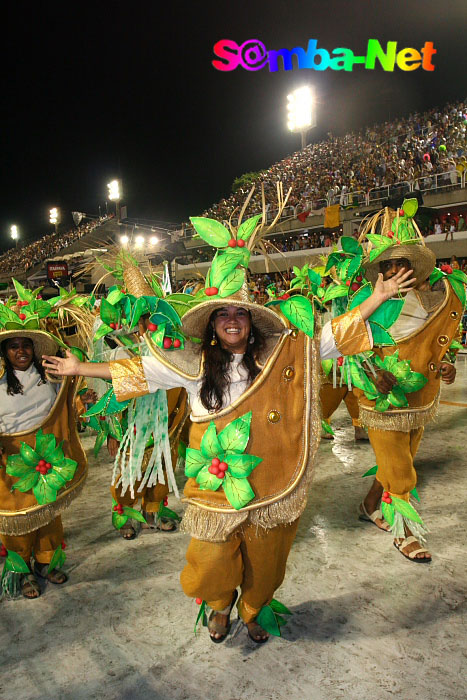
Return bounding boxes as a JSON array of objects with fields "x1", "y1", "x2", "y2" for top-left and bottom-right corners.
[
  {"x1": 180, "y1": 519, "x2": 299, "y2": 623},
  {"x1": 320, "y1": 384, "x2": 361, "y2": 427},
  {"x1": 368, "y1": 427, "x2": 424, "y2": 499},
  {"x1": 0, "y1": 516, "x2": 64, "y2": 565}
]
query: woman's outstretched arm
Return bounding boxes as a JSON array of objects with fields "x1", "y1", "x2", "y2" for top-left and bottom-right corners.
[{"x1": 43, "y1": 351, "x2": 111, "y2": 380}]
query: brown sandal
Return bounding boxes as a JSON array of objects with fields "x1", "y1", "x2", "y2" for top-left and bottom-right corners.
[{"x1": 34, "y1": 562, "x2": 68, "y2": 584}]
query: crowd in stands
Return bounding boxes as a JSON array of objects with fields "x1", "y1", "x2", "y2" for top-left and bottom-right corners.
[
  {"x1": 203, "y1": 99, "x2": 467, "y2": 222},
  {"x1": 0, "y1": 217, "x2": 110, "y2": 274}
]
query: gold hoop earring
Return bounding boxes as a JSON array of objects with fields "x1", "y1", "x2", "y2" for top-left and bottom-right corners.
[{"x1": 210, "y1": 328, "x2": 218, "y2": 346}]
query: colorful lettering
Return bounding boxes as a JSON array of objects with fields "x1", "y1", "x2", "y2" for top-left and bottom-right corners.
[{"x1": 212, "y1": 38, "x2": 437, "y2": 73}]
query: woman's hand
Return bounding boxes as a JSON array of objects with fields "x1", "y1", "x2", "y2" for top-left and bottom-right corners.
[
  {"x1": 42, "y1": 353, "x2": 111, "y2": 380},
  {"x1": 43, "y1": 350, "x2": 81, "y2": 376},
  {"x1": 80, "y1": 389, "x2": 98, "y2": 404},
  {"x1": 107, "y1": 436, "x2": 120, "y2": 458}
]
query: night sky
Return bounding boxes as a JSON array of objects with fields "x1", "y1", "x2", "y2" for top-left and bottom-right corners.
[{"x1": 2, "y1": 0, "x2": 466, "y2": 247}]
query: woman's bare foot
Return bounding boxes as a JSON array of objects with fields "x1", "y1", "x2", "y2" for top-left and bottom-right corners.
[
  {"x1": 361, "y1": 479, "x2": 390, "y2": 531},
  {"x1": 246, "y1": 621, "x2": 269, "y2": 643},
  {"x1": 21, "y1": 573, "x2": 41, "y2": 599}
]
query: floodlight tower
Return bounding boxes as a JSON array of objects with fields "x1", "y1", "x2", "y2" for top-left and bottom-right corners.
[
  {"x1": 107, "y1": 179, "x2": 122, "y2": 221},
  {"x1": 49, "y1": 207, "x2": 60, "y2": 234},
  {"x1": 287, "y1": 86, "x2": 315, "y2": 149},
  {"x1": 10, "y1": 225, "x2": 19, "y2": 248}
]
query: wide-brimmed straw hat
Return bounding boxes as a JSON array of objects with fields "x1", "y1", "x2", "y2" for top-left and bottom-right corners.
[
  {"x1": 181, "y1": 280, "x2": 287, "y2": 339},
  {"x1": 0, "y1": 329, "x2": 59, "y2": 360},
  {"x1": 360, "y1": 203, "x2": 436, "y2": 285},
  {"x1": 363, "y1": 244, "x2": 436, "y2": 285}
]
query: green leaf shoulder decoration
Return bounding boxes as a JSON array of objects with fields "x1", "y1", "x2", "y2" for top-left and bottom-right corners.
[
  {"x1": 6, "y1": 429, "x2": 78, "y2": 506},
  {"x1": 185, "y1": 411, "x2": 262, "y2": 510}
]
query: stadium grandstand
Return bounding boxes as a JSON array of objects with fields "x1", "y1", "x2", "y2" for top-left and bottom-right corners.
[{"x1": 1, "y1": 99, "x2": 466, "y2": 313}]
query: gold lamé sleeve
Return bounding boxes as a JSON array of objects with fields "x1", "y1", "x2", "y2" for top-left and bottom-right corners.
[
  {"x1": 331, "y1": 306, "x2": 372, "y2": 356},
  {"x1": 109, "y1": 357, "x2": 149, "y2": 402}
]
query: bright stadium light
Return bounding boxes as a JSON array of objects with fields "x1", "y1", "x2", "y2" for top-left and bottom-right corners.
[
  {"x1": 149, "y1": 236, "x2": 159, "y2": 245},
  {"x1": 287, "y1": 86, "x2": 315, "y2": 148},
  {"x1": 135, "y1": 235, "x2": 145, "y2": 248},
  {"x1": 49, "y1": 207, "x2": 60, "y2": 233},
  {"x1": 10, "y1": 224, "x2": 19, "y2": 247},
  {"x1": 120, "y1": 235, "x2": 129, "y2": 245},
  {"x1": 107, "y1": 180, "x2": 121, "y2": 201},
  {"x1": 107, "y1": 179, "x2": 122, "y2": 221}
]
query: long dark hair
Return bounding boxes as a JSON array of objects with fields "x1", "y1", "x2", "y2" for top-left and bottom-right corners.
[
  {"x1": 199, "y1": 311, "x2": 264, "y2": 412},
  {"x1": 1, "y1": 339, "x2": 47, "y2": 396}
]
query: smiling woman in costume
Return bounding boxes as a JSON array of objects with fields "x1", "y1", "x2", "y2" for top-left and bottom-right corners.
[
  {"x1": 43, "y1": 210, "x2": 414, "y2": 642},
  {"x1": 0, "y1": 305, "x2": 87, "y2": 600}
]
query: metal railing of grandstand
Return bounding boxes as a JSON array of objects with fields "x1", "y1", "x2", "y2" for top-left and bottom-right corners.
[{"x1": 179, "y1": 170, "x2": 466, "y2": 242}]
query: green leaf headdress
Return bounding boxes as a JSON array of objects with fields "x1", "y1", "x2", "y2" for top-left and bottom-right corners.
[{"x1": 181, "y1": 184, "x2": 303, "y2": 339}]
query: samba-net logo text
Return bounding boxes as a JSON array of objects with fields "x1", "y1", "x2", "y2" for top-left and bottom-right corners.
[{"x1": 212, "y1": 38, "x2": 436, "y2": 73}]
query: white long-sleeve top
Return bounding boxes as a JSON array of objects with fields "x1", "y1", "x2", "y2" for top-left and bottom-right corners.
[
  {"x1": 0, "y1": 365, "x2": 59, "y2": 434},
  {"x1": 140, "y1": 321, "x2": 352, "y2": 418}
]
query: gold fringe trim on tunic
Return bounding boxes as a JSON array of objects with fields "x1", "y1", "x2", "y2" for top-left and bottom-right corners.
[
  {"x1": 180, "y1": 334, "x2": 322, "y2": 542},
  {"x1": 0, "y1": 473, "x2": 87, "y2": 536},
  {"x1": 359, "y1": 393, "x2": 440, "y2": 432}
]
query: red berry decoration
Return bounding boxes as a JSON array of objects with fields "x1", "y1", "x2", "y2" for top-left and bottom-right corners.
[
  {"x1": 387, "y1": 232, "x2": 394, "y2": 239},
  {"x1": 211, "y1": 458, "x2": 220, "y2": 468},
  {"x1": 46, "y1": 462, "x2": 52, "y2": 470},
  {"x1": 205, "y1": 287, "x2": 219, "y2": 296},
  {"x1": 218, "y1": 461, "x2": 228, "y2": 473},
  {"x1": 147, "y1": 322, "x2": 158, "y2": 332},
  {"x1": 399, "y1": 209, "x2": 405, "y2": 216},
  {"x1": 173, "y1": 339, "x2": 181, "y2": 348},
  {"x1": 208, "y1": 465, "x2": 218, "y2": 475},
  {"x1": 109, "y1": 322, "x2": 116, "y2": 330},
  {"x1": 134, "y1": 425, "x2": 137, "y2": 435},
  {"x1": 351, "y1": 282, "x2": 361, "y2": 292},
  {"x1": 195, "y1": 597, "x2": 203, "y2": 605},
  {"x1": 280, "y1": 293, "x2": 290, "y2": 300},
  {"x1": 61, "y1": 540, "x2": 67, "y2": 550},
  {"x1": 36, "y1": 295, "x2": 42, "y2": 300},
  {"x1": 99, "y1": 416, "x2": 106, "y2": 421},
  {"x1": 38, "y1": 459, "x2": 46, "y2": 467},
  {"x1": 40, "y1": 466, "x2": 48, "y2": 475},
  {"x1": 441, "y1": 264, "x2": 452, "y2": 274},
  {"x1": 35, "y1": 465, "x2": 41, "y2": 471},
  {"x1": 113, "y1": 505, "x2": 119, "y2": 511},
  {"x1": 237, "y1": 239, "x2": 245, "y2": 248},
  {"x1": 163, "y1": 338, "x2": 173, "y2": 349},
  {"x1": 320, "y1": 281, "x2": 326, "y2": 287},
  {"x1": 356, "y1": 275, "x2": 363, "y2": 282},
  {"x1": 228, "y1": 238, "x2": 237, "y2": 247},
  {"x1": 0, "y1": 545, "x2": 7, "y2": 557},
  {"x1": 382, "y1": 491, "x2": 392, "y2": 504},
  {"x1": 19, "y1": 313, "x2": 26, "y2": 320},
  {"x1": 345, "y1": 280, "x2": 351, "y2": 287},
  {"x1": 163, "y1": 498, "x2": 168, "y2": 506},
  {"x1": 337, "y1": 356, "x2": 344, "y2": 367}
]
